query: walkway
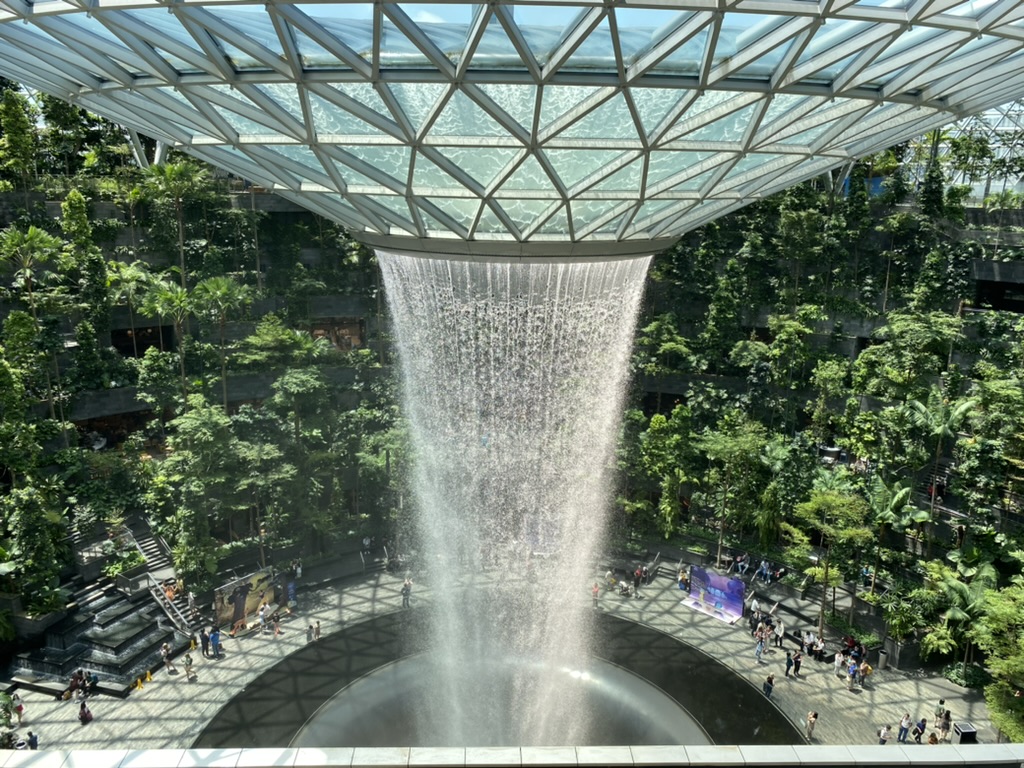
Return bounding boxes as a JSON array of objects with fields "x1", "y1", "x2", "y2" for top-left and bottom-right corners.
[{"x1": 5, "y1": 554, "x2": 994, "y2": 753}]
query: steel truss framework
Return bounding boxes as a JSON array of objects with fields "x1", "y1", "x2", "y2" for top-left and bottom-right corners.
[{"x1": 3, "y1": 0, "x2": 1024, "y2": 254}]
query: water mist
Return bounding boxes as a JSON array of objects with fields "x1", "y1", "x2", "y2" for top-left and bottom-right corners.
[{"x1": 378, "y1": 252, "x2": 651, "y2": 746}]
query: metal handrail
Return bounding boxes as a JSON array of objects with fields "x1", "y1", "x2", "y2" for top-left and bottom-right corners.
[{"x1": 145, "y1": 573, "x2": 190, "y2": 633}]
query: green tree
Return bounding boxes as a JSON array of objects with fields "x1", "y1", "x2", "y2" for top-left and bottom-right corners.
[
  {"x1": 696, "y1": 412, "x2": 768, "y2": 565},
  {"x1": 795, "y1": 489, "x2": 872, "y2": 635},
  {"x1": 107, "y1": 260, "x2": 152, "y2": 358},
  {"x1": 0, "y1": 89, "x2": 37, "y2": 208},
  {"x1": 143, "y1": 160, "x2": 211, "y2": 289},
  {"x1": 2, "y1": 483, "x2": 66, "y2": 613},
  {"x1": 192, "y1": 275, "x2": 253, "y2": 409},
  {"x1": 973, "y1": 585, "x2": 1024, "y2": 741},
  {"x1": 142, "y1": 278, "x2": 193, "y2": 404},
  {"x1": 905, "y1": 387, "x2": 977, "y2": 556}
]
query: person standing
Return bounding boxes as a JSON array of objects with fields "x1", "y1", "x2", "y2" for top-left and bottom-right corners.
[
  {"x1": 306, "y1": 624, "x2": 314, "y2": 643},
  {"x1": 785, "y1": 651, "x2": 794, "y2": 678},
  {"x1": 160, "y1": 642, "x2": 177, "y2": 673},
  {"x1": 846, "y1": 658, "x2": 859, "y2": 690},
  {"x1": 879, "y1": 724, "x2": 892, "y2": 745},
  {"x1": 591, "y1": 582, "x2": 600, "y2": 609},
  {"x1": 773, "y1": 619, "x2": 785, "y2": 648},
  {"x1": 272, "y1": 613, "x2": 281, "y2": 638},
  {"x1": 199, "y1": 627, "x2": 210, "y2": 658},
  {"x1": 11, "y1": 692, "x2": 24, "y2": 725},
  {"x1": 792, "y1": 649, "x2": 803, "y2": 677},
  {"x1": 833, "y1": 650, "x2": 845, "y2": 677},
  {"x1": 805, "y1": 711, "x2": 818, "y2": 741},
  {"x1": 183, "y1": 652, "x2": 195, "y2": 681},
  {"x1": 933, "y1": 698, "x2": 946, "y2": 721},
  {"x1": 26, "y1": 731, "x2": 38, "y2": 750},
  {"x1": 187, "y1": 591, "x2": 198, "y2": 619},
  {"x1": 314, "y1": 620, "x2": 321, "y2": 641},
  {"x1": 210, "y1": 627, "x2": 221, "y2": 659},
  {"x1": 897, "y1": 713, "x2": 912, "y2": 743},
  {"x1": 401, "y1": 578, "x2": 412, "y2": 608},
  {"x1": 762, "y1": 674, "x2": 775, "y2": 698}
]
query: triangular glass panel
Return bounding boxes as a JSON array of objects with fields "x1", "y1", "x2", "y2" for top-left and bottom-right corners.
[
  {"x1": 321, "y1": 194, "x2": 369, "y2": 224},
  {"x1": 386, "y1": 82, "x2": 449, "y2": 133},
  {"x1": 544, "y1": 149, "x2": 626, "y2": 190},
  {"x1": 559, "y1": 92, "x2": 639, "y2": 141},
  {"x1": 477, "y1": 84, "x2": 537, "y2": 131},
  {"x1": 587, "y1": 158, "x2": 643, "y2": 195},
  {"x1": 331, "y1": 84, "x2": 395, "y2": 125},
  {"x1": 150, "y1": 45, "x2": 204, "y2": 75},
  {"x1": 536, "y1": 205, "x2": 570, "y2": 235},
  {"x1": 719, "y1": 153, "x2": 788, "y2": 184},
  {"x1": 760, "y1": 94, "x2": 813, "y2": 132},
  {"x1": 627, "y1": 87, "x2": 688, "y2": 138},
  {"x1": 660, "y1": 168, "x2": 716, "y2": 194},
  {"x1": 645, "y1": 150, "x2": 714, "y2": 186},
  {"x1": 312, "y1": 10, "x2": 375, "y2": 61},
  {"x1": 475, "y1": 202, "x2": 509, "y2": 236},
  {"x1": 427, "y1": 197, "x2": 481, "y2": 231},
  {"x1": 328, "y1": 160, "x2": 386, "y2": 189},
  {"x1": 513, "y1": 5, "x2": 578, "y2": 65},
  {"x1": 340, "y1": 146, "x2": 412, "y2": 185},
  {"x1": 218, "y1": 108, "x2": 282, "y2": 136},
  {"x1": 308, "y1": 93, "x2": 382, "y2": 135},
  {"x1": 774, "y1": 120, "x2": 838, "y2": 146},
  {"x1": 372, "y1": 194, "x2": 416, "y2": 227},
  {"x1": 397, "y1": 4, "x2": 475, "y2": 63},
  {"x1": 557, "y1": 16, "x2": 614, "y2": 73},
  {"x1": 435, "y1": 146, "x2": 521, "y2": 188},
  {"x1": 498, "y1": 153, "x2": 553, "y2": 192},
  {"x1": 291, "y1": 26, "x2": 351, "y2": 69},
  {"x1": 613, "y1": 8, "x2": 695, "y2": 64},
  {"x1": 571, "y1": 199, "x2": 625, "y2": 233},
  {"x1": 378, "y1": 16, "x2": 432, "y2": 67},
  {"x1": 216, "y1": 38, "x2": 267, "y2": 72},
  {"x1": 123, "y1": 10, "x2": 204, "y2": 55},
  {"x1": 630, "y1": 198, "x2": 677, "y2": 227},
  {"x1": 472, "y1": 12, "x2": 529, "y2": 70},
  {"x1": 538, "y1": 85, "x2": 604, "y2": 134},
  {"x1": 728, "y1": 36, "x2": 793, "y2": 81},
  {"x1": 253, "y1": 83, "x2": 304, "y2": 122},
  {"x1": 497, "y1": 198, "x2": 556, "y2": 234},
  {"x1": 269, "y1": 144, "x2": 325, "y2": 172},
  {"x1": 416, "y1": 205, "x2": 460, "y2": 236},
  {"x1": 650, "y1": 26, "x2": 709, "y2": 75},
  {"x1": 591, "y1": 211, "x2": 628, "y2": 235},
  {"x1": 205, "y1": 9, "x2": 281, "y2": 53},
  {"x1": 411, "y1": 152, "x2": 465, "y2": 190},
  {"x1": 686, "y1": 103, "x2": 758, "y2": 142},
  {"x1": 430, "y1": 89, "x2": 510, "y2": 137}
]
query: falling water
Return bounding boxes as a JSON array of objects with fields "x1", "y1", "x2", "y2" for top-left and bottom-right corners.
[{"x1": 378, "y1": 252, "x2": 651, "y2": 746}]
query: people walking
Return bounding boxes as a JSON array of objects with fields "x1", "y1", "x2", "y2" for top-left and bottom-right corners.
[
  {"x1": 785, "y1": 651, "x2": 794, "y2": 678},
  {"x1": 879, "y1": 724, "x2": 892, "y2": 744},
  {"x1": 184, "y1": 652, "x2": 195, "y2": 681},
  {"x1": 938, "y1": 709, "x2": 952, "y2": 742},
  {"x1": 912, "y1": 716, "x2": 927, "y2": 744},
  {"x1": 805, "y1": 711, "x2": 818, "y2": 741},
  {"x1": 762, "y1": 674, "x2": 775, "y2": 698},
  {"x1": 11, "y1": 693, "x2": 24, "y2": 725},
  {"x1": 26, "y1": 731, "x2": 38, "y2": 750}
]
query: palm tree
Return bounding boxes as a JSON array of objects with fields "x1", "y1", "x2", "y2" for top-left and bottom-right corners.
[
  {"x1": 143, "y1": 160, "x2": 210, "y2": 289},
  {"x1": 0, "y1": 225, "x2": 63, "y2": 321},
  {"x1": 863, "y1": 476, "x2": 923, "y2": 595},
  {"x1": 905, "y1": 388, "x2": 977, "y2": 556},
  {"x1": 143, "y1": 278, "x2": 192, "y2": 404},
  {"x1": 107, "y1": 260, "x2": 151, "y2": 358},
  {"x1": 192, "y1": 275, "x2": 253, "y2": 409}
]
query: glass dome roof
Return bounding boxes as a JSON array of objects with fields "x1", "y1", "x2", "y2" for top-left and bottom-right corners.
[{"x1": 2, "y1": 0, "x2": 1024, "y2": 254}]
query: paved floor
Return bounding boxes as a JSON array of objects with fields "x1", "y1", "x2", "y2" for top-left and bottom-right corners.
[{"x1": 9, "y1": 559, "x2": 993, "y2": 752}]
